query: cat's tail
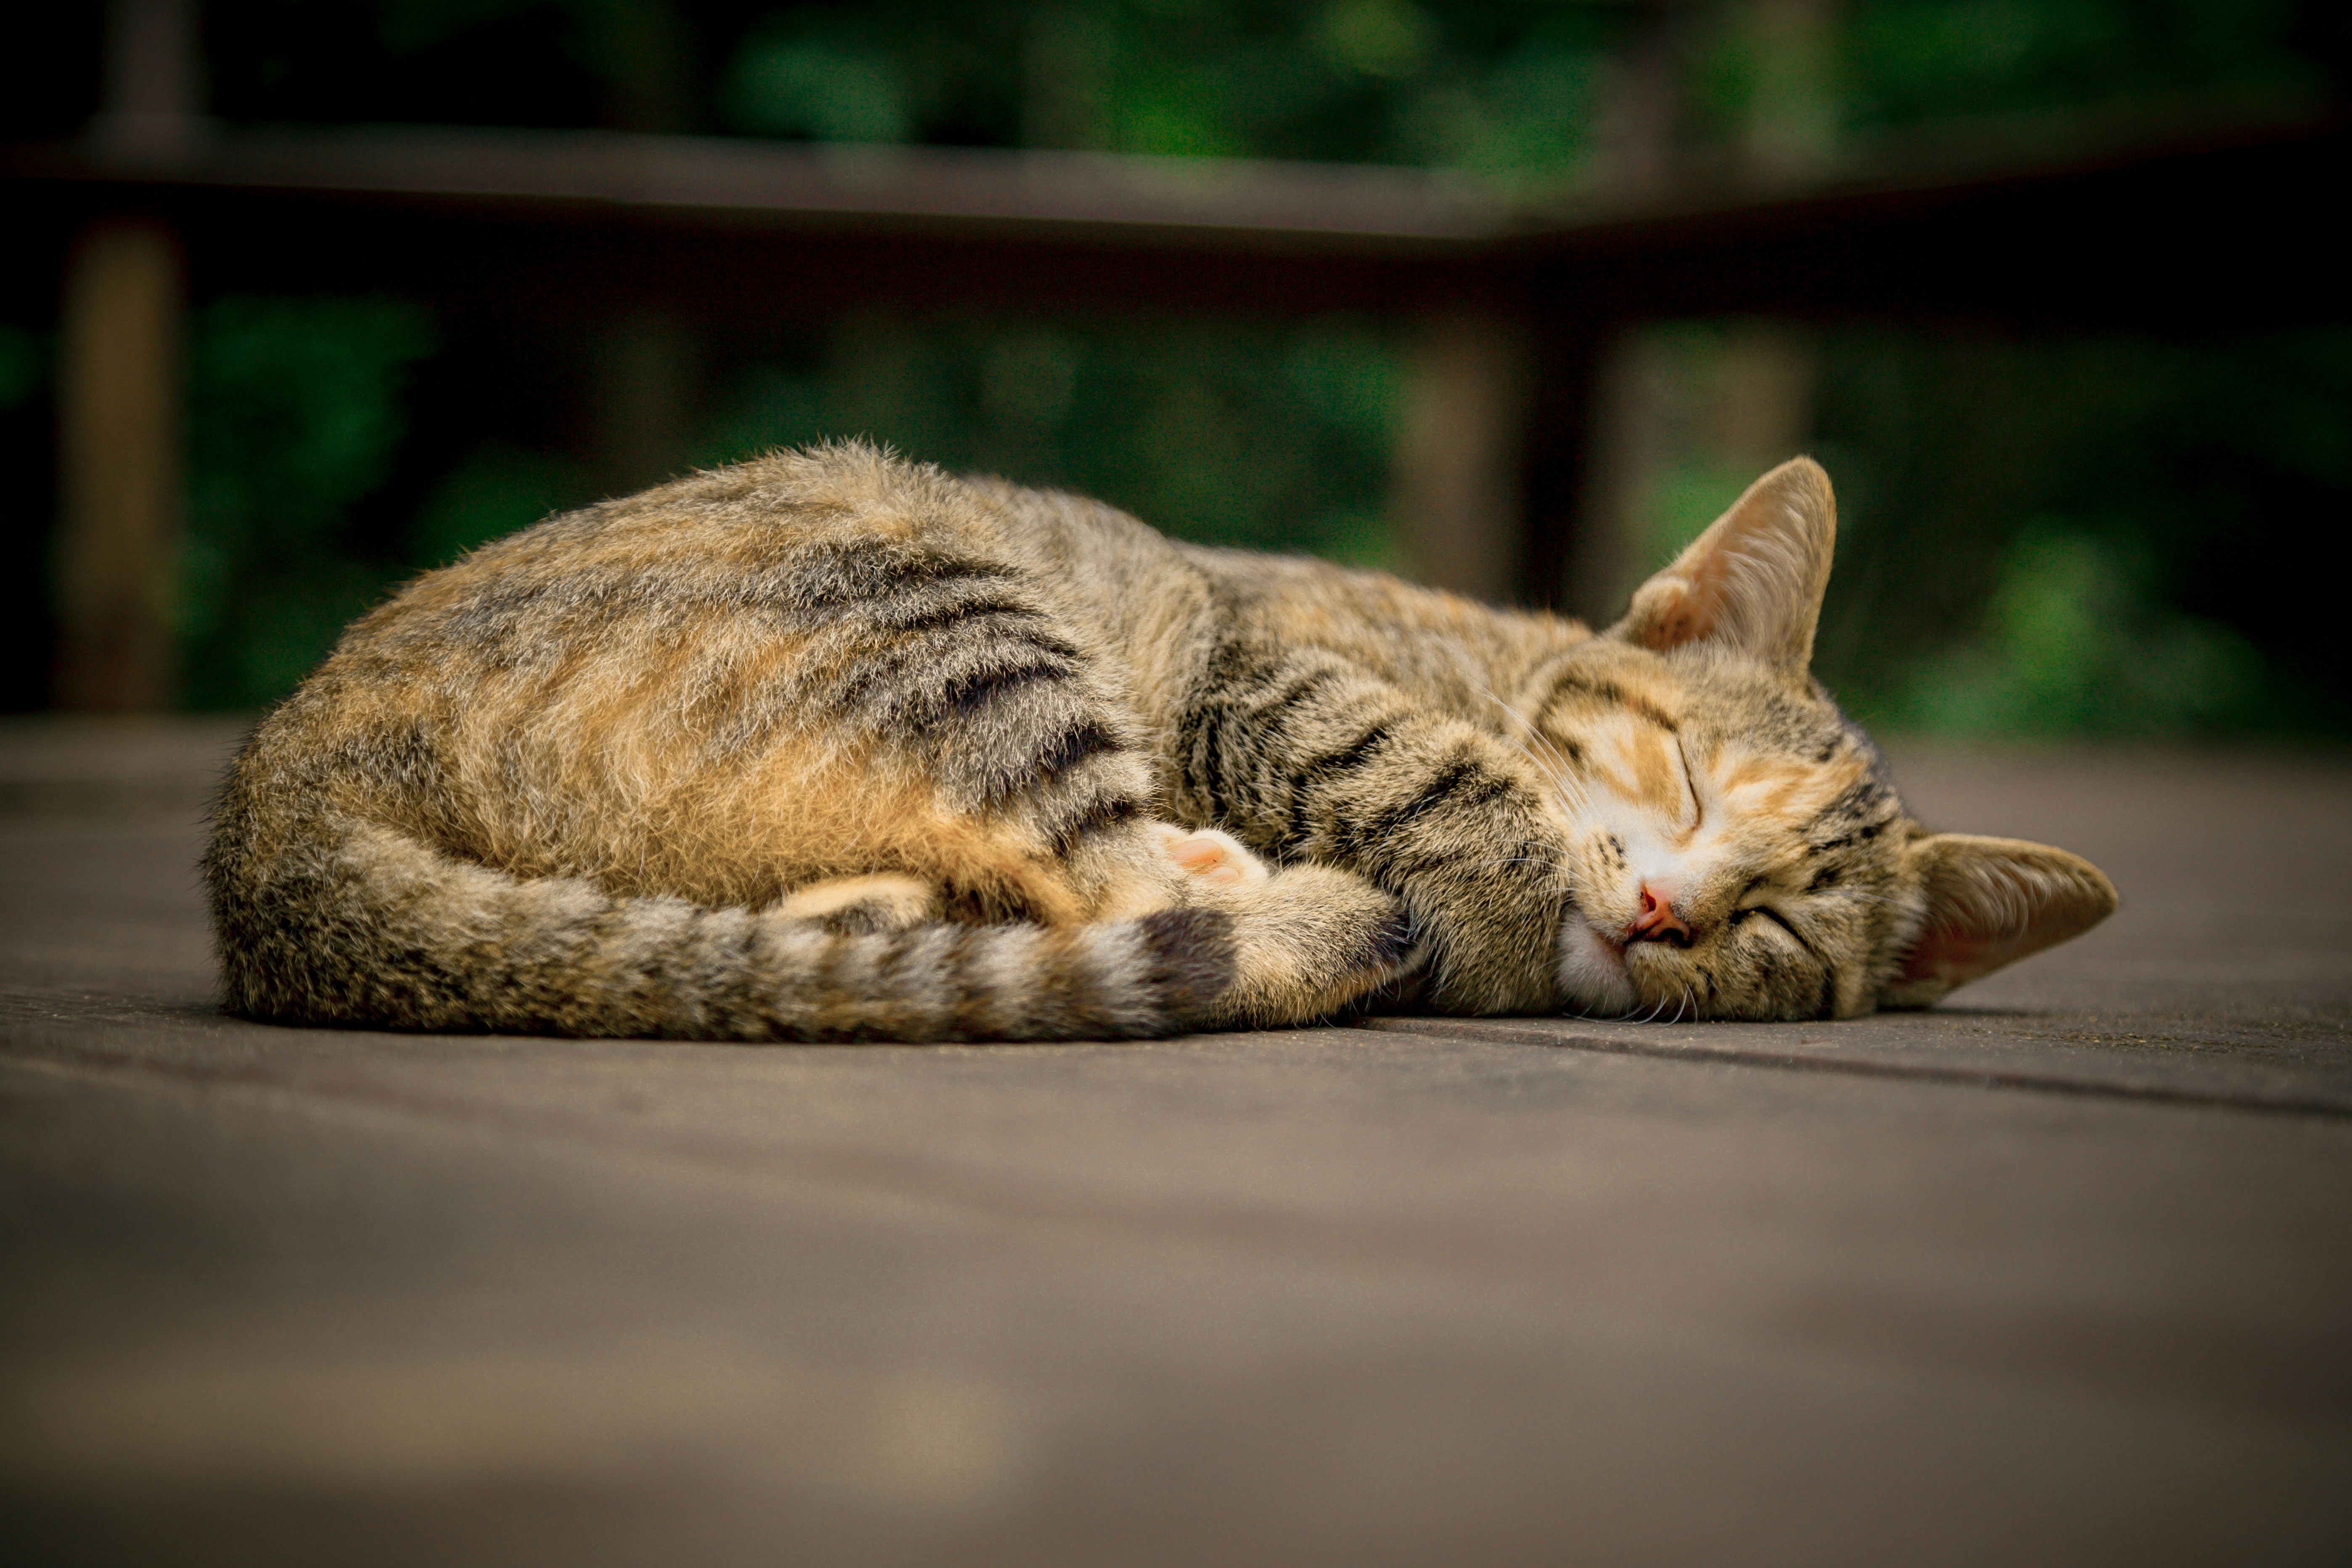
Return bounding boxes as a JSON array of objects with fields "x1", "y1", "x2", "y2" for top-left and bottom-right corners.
[{"x1": 205, "y1": 813, "x2": 1367, "y2": 1041}]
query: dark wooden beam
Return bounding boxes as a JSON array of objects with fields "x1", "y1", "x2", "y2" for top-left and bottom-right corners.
[
  {"x1": 9, "y1": 114, "x2": 2342, "y2": 326},
  {"x1": 1505, "y1": 114, "x2": 2352, "y2": 328}
]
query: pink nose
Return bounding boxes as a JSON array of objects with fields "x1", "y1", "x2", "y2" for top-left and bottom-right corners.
[{"x1": 1628, "y1": 884, "x2": 1691, "y2": 945}]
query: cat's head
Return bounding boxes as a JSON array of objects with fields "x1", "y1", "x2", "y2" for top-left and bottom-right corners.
[{"x1": 1530, "y1": 457, "x2": 2116, "y2": 1021}]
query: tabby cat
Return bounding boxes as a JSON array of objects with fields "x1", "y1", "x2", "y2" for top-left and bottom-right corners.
[{"x1": 204, "y1": 442, "x2": 2114, "y2": 1039}]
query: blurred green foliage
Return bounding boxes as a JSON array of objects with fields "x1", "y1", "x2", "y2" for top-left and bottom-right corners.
[
  {"x1": 193, "y1": 0, "x2": 2339, "y2": 161},
  {"x1": 117, "y1": 1, "x2": 2352, "y2": 735},
  {"x1": 0, "y1": 326, "x2": 40, "y2": 410},
  {"x1": 690, "y1": 314, "x2": 1400, "y2": 562},
  {"x1": 1838, "y1": 0, "x2": 2332, "y2": 127},
  {"x1": 1626, "y1": 324, "x2": 2352, "y2": 738},
  {"x1": 181, "y1": 297, "x2": 434, "y2": 709},
  {"x1": 1889, "y1": 523, "x2": 2266, "y2": 736},
  {"x1": 407, "y1": 444, "x2": 593, "y2": 570},
  {"x1": 1824, "y1": 328, "x2": 2352, "y2": 738},
  {"x1": 698, "y1": 1, "x2": 1624, "y2": 173}
]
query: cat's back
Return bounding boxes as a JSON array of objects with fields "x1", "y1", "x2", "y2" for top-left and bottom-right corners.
[
  {"x1": 220, "y1": 442, "x2": 1176, "y2": 905},
  {"x1": 344, "y1": 442, "x2": 1046, "y2": 672}
]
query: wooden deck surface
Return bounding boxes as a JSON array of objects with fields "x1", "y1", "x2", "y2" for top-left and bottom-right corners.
[{"x1": 3, "y1": 718, "x2": 2348, "y2": 1566}]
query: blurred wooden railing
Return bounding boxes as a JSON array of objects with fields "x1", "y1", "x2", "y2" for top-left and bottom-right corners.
[{"x1": 7, "y1": 110, "x2": 2346, "y2": 708}]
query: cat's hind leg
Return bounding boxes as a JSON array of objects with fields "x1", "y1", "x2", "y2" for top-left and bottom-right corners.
[{"x1": 778, "y1": 873, "x2": 941, "y2": 935}]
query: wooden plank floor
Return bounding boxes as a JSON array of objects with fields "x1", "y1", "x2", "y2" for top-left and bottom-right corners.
[{"x1": 4, "y1": 718, "x2": 2349, "y2": 1566}]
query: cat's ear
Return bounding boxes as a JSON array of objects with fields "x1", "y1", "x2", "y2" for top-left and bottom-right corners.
[
  {"x1": 1879, "y1": 834, "x2": 2118, "y2": 1008},
  {"x1": 1610, "y1": 456, "x2": 1836, "y2": 670}
]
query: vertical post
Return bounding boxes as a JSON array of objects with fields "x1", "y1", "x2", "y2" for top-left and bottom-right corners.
[
  {"x1": 53, "y1": 0, "x2": 205, "y2": 710},
  {"x1": 1590, "y1": 0, "x2": 1690, "y2": 196},
  {"x1": 1392, "y1": 312, "x2": 1529, "y2": 605},
  {"x1": 1733, "y1": 0, "x2": 1841, "y2": 177},
  {"x1": 92, "y1": 0, "x2": 208, "y2": 159},
  {"x1": 1516, "y1": 315, "x2": 1609, "y2": 619},
  {"x1": 54, "y1": 221, "x2": 186, "y2": 711},
  {"x1": 1550, "y1": 324, "x2": 1652, "y2": 627},
  {"x1": 1711, "y1": 322, "x2": 1821, "y2": 466}
]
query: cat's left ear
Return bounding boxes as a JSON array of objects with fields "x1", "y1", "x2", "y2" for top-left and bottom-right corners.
[
  {"x1": 1878, "y1": 834, "x2": 2118, "y2": 1009},
  {"x1": 1611, "y1": 456, "x2": 1835, "y2": 670}
]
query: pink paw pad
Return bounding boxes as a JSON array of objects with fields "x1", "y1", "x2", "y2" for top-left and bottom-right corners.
[{"x1": 1156, "y1": 825, "x2": 1270, "y2": 888}]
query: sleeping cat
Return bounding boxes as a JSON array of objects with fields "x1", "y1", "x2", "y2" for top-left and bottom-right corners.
[{"x1": 204, "y1": 441, "x2": 2114, "y2": 1039}]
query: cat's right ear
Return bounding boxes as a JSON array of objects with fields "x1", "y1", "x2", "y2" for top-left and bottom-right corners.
[{"x1": 1609, "y1": 456, "x2": 1836, "y2": 671}]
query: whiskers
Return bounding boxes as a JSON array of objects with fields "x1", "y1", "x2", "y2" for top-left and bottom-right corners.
[
  {"x1": 1612, "y1": 982, "x2": 1700, "y2": 1025},
  {"x1": 1593, "y1": 973, "x2": 1701, "y2": 1026}
]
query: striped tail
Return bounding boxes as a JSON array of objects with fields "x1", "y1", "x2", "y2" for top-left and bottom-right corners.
[{"x1": 206, "y1": 817, "x2": 1237, "y2": 1042}]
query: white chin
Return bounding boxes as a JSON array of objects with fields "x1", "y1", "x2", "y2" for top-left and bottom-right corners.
[{"x1": 1557, "y1": 921, "x2": 1638, "y2": 1015}]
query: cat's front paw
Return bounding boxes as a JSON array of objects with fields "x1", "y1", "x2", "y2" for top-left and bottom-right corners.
[
  {"x1": 1156, "y1": 823, "x2": 1271, "y2": 888},
  {"x1": 1206, "y1": 865, "x2": 1422, "y2": 1029}
]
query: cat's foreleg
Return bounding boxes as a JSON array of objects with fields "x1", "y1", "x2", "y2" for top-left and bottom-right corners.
[
  {"x1": 801, "y1": 549, "x2": 1418, "y2": 1029},
  {"x1": 1154, "y1": 824, "x2": 1267, "y2": 887},
  {"x1": 1116, "y1": 820, "x2": 1419, "y2": 1028},
  {"x1": 1172, "y1": 642, "x2": 1571, "y2": 1015}
]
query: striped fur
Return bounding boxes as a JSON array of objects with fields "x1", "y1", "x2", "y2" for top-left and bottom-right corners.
[{"x1": 204, "y1": 442, "x2": 2114, "y2": 1037}]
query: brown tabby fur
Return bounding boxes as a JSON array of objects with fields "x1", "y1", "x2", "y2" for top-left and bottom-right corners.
[{"x1": 204, "y1": 442, "x2": 2116, "y2": 1039}]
